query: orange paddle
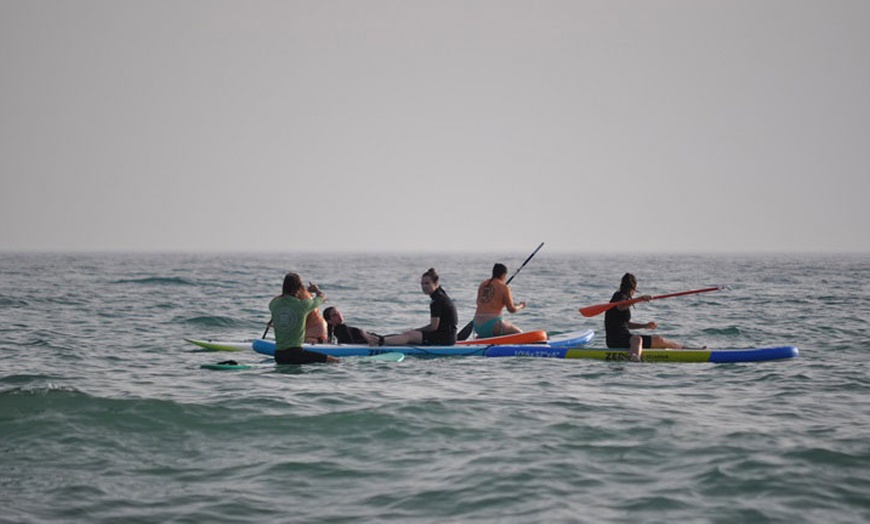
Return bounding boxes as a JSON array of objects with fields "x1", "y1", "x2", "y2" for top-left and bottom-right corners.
[{"x1": 579, "y1": 287, "x2": 721, "y2": 317}]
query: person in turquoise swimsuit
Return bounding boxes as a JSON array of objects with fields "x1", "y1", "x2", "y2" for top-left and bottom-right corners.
[{"x1": 472, "y1": 263, "x2": 526, "y2": 338}]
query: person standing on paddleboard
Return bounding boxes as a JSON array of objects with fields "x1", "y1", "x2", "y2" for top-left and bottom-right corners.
[
  {"x1": 471, "y1": 263, "x2": 526, "y2": 338},
  {"x1": 605, "y1": 273, "x2": 692, "y2": 362},
  {"x1": 269, "y1": 272, "x2": 339, "y2": 364},
  {"x1": 375, "y1": 268, "x2": 457, "y2": 346}
]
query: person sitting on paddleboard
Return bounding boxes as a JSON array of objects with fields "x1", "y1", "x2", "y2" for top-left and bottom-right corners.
[
  {"x1": 267, "y1": 289, "x2": 328, "y2": 344},
  {"x1": 269, "y1": 272, "x2": 339, "y2": 364},
  {"x1": 300, "y1": 288, "x2": 328, "y2": 344},
  {"x1": 471, "y1": 263, "x2": 526, "y2": 338},
  {"x1": 605, "y1": 273, "x2": 692, "y2": 362},
  {"x1": 375, "y1": 267, "x2": 457, "y2": 346},
  {"x1": 323, "y1": 306, "x2": 381, "y2": 345}
]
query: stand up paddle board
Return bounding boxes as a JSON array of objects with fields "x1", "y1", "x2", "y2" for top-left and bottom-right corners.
[
  {"x1": 484, "y1": 345, "x2": 799, "y2": 363},
  {"x1": 245, "y1": 329, "x2": 594, "y2": 357},
  {"x1": 200, "y1": 352, "x2": 405, "y2": 370}
]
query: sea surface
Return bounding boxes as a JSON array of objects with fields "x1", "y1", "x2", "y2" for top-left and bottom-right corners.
[{"x1": 1, "y1": 251, "x2": 868, "y2": 523}]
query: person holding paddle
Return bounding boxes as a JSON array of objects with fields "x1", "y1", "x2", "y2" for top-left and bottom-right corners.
[
  {"x1": 471, "y1": 263, "x2": 526, "y2": 338},
  {"x1": 269, "y1": 272, "x2": 339, "y2": 364},
  {"x1": 605, "y1": 273, "x2": 693, "y2": 362},
  {"x1": 374, "y1": 268, "x2": 457, "y2": 347},
  {"x1": 456, "y1": 242, "x2": 544, "y2": 340}
]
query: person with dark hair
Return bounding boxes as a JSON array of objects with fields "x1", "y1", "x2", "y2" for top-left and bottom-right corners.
[
  {"x1": 471, "y1": 262, "x2": 526, "y2": 338},
  {"x1": 268, "y1": 272, "x2": 339, "y2": 364},
  {"x1": 604, "y1": 273, "x2": 692, "y2": 362},
  {"x1": 323, "y1": 306, "x2": 379, "y2": 345},
  {"x1": 376, "y1": 268, "x2": 457, "y2": 346}
]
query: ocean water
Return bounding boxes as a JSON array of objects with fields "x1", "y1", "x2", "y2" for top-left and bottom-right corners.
[{"x1": 1, "y1": 251, "x2": 868, "y2": 523}]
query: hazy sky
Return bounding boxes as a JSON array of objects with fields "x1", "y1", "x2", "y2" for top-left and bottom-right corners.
[{"x1": 1, "y1": 1, "x2": 868, "y2": 253}]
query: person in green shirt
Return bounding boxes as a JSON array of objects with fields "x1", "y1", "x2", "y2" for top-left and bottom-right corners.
[{"x1": 269, "y1": 272, "x2": 339, "y2": 364}]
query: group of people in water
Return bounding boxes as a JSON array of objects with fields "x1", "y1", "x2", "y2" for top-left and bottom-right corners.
[{"x1": 267, "y1": 265, "x2": 692, "y2": 364}]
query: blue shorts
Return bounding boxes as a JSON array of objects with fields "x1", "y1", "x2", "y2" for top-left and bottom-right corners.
[{"x1": 473, "y1": 317, "x2": 503, "y2": 338}]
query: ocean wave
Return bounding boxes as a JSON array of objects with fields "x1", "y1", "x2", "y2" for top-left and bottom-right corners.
[
  {"x1": 701, "y1": 326, "x2": 742, "y2": 336},
  {"x1": 0, "y1": 296, "x2": 28, "y2": 308},
  {"x1": 113, "y1": 277, "x2": 198, "y2": 286},
  {"x1": 180, "y1": 315, "x2": 250, "y2": 328},
  {"x1": 0, "y1": 386, "x2": 251, "y2": 432},
  {"x1": 2, "y1": 252, "x2": 868, "y2": 524}
]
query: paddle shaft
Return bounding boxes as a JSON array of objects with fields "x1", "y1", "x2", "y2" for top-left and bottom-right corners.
[
  {"x1": 456, "y1": 242, "x2": 545, "y2": 341},
  {"x1": 579, "y1": 286, "x2": 721, "y2": 317},
  {"x1": 506, "y1": 242, "x2": 545, "y2": 286}
]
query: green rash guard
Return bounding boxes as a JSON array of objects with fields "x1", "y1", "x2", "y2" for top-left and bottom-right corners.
[{"x1": 269, "y1": 294, "x2": 324, "y2": 350}]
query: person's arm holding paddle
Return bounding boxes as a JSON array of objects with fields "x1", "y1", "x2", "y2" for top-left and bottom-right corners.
[
  {"x1": 617, "y1": 294, "x2": 652, "y2": 329},
  {"x1": 603, "y1": 274, "x2": 703, "y2": 362}
]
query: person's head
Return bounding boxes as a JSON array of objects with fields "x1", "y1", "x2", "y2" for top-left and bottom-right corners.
[
  {"x1": 323, "y1": 306, "x2": 343, "y2": 326},
  {"x1": 282, "y1": 272, "x2": 304, "y2": 297},
  {"x1": 421, "y1": 267, "x2": 440, "y2": 295},
  {"x1": 620, "y1": 273, "x2": 638, "y2": 296},
  {"x1": 491, "y1": 263, "x2": 508, "y2": 280}
]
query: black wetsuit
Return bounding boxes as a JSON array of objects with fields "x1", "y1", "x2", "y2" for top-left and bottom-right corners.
[
  {"x1": 604, "y1": 291, "x2": 651, "y2": 348},
  {"x1": 333, "y1": 324, "x2": 371, "y2": 344},
  {"x1": 421, "y1": 286, "x2": 458, "y2": 346},
  {"x1": 274, "y1": 347, "x2": 328, "y2": 364}
]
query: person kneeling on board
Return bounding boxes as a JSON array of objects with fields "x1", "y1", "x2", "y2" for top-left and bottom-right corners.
[
  {"x1": 269, "y1": 272, "x2": 339, "y2": 364},
  {"x1": 472, "y1": 263, "x2": 526, "y2": 338}
]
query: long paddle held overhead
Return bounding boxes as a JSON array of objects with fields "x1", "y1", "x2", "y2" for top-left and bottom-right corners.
[
  {"x1": 456, "y1": 242, "x2": 545, "y2": 341},
  {"x1": 578, "y1": 287, "x2": 722, "y2": 318}
]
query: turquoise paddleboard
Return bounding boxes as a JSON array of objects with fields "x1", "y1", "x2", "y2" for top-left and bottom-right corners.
[
  {"x1": 200, "y1": 360, "x2": 254, "y2": 370},
  {"x1": 365, "y1": 352, "x2": 405, "y2": 362},
  {"x1": 200, "y1": 352, "x2": 404, "y2": 370}
]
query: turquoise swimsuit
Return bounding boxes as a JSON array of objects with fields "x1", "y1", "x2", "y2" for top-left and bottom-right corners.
[{"x1": 473, "y1": 316, "x2": 503, "y2": 338}]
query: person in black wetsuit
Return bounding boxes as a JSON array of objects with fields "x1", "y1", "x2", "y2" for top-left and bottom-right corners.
[
  {"x1": 605, "y1": 273, "x2": 694, "y2": 362},
  {"x1": 323, "y1": 306, "x2": 379, "y2": 345},
  {"x1": 376, "y1": 267, "x2": 457, "y2": 346}
]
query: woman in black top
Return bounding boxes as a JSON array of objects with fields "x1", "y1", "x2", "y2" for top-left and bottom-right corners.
[
  {"x1": 377, "y1": 267, "x2": 457, "y2": 346},
  {"x1": 605, "y1": 273, "x2": 692, "y2": 361}
]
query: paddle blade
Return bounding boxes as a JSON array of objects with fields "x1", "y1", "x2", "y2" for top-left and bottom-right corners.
[
  {"x1": 457, "y1": 321, "x2": 474, "y2": 341},
  {"x1": 578, "y1": 302, "x2": 619, "y2": 318}
]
